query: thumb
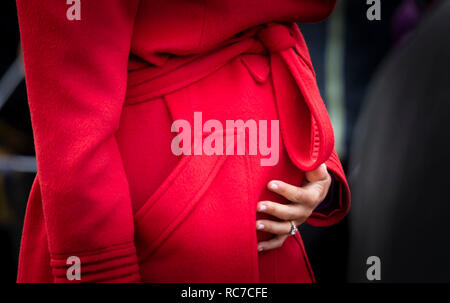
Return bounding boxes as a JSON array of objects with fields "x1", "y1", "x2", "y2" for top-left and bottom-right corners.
[{"x1": 305, "y1": 163, "x2": 328, "y2": 183}]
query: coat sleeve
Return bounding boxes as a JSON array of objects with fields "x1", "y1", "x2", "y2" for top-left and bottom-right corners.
[
  {"x1": 306, "y1": 149, "x2": 351, "y2": 227},
  {"x1": 16, "y1": 0, "x2": 142, "y2": 282}
]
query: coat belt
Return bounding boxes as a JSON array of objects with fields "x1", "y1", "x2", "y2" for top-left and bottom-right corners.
[{"x1": 125, "y1": 22, "x2": 334, "y2": 171}]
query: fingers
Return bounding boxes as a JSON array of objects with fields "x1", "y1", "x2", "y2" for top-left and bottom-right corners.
[
  {"x1": 305, "y1": 163, "x2": 329, "y2": 182},
  {"x1": 257, "y1": 234, "x2": 289, "y2": 252},
  {"x1": 257, "y1": 201, "x2": 310, "y2": 222},
  {"x1": 267, "y1": 164, "x2": 331, "y2": 208},
  {"x1": 256, "y1": 164, "x2": 332, "y2": 253},
  {"x1": 256, "y1": 219, "x2": 292, "y2": 235},
  {"x1": 267, "y1": 180, "x2": 321, "y2": 208}
]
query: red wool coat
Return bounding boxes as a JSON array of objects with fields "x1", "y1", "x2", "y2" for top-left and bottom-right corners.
[{"x1": 16, "y1": 0, "x2": 350, "y2": 282}]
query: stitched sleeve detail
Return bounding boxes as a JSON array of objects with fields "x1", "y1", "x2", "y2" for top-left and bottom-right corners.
[{"x1": 50, "y1": 242, "x2": 141, "y2": 283}]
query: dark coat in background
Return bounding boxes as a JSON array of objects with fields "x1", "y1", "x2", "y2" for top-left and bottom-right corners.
[{"x1": 348, "y1": 0, "x2": 450, "y2": 282}]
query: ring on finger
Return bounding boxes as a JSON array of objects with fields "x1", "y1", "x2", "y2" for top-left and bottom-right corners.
[{"x1": 288, "y1": 220, "x2": 298, "y2": 236}]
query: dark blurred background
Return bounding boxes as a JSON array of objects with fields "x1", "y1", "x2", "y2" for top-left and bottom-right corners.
[
  {"x1": 0, "y1": 0, "x2": 36, "y2": 283},
  {"x1": 1, "y1": 0, "x2": 448, "y2": 283},
  {"x1": 298, "y1": 0, "x2": 449, "y2": 283}
]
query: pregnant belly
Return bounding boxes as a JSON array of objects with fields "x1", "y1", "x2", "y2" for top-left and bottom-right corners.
[{"x1": 115, "y1": 56, "x2": 314, "y2": 282}]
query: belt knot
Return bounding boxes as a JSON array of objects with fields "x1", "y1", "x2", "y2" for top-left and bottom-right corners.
[{"x1": 256, "y1": 23, "x2": 297, "y2": 53}]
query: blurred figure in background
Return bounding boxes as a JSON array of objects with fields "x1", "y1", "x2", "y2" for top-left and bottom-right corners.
[
  {"x1": 298, "y1": 0, "x2": 435, "y2": 282},
  {"x1": 348, "y1": 0, "x2": 449, "y2": 282},
  {"x1": 298, "y1": 0, "x2": 401, "y2": 282}
]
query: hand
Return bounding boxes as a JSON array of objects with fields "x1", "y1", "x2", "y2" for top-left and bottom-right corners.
[{"x1": 256, "y1": 163, "x2": 331, "y2": 252}]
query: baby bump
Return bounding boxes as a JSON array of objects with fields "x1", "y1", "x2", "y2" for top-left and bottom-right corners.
[
  {"x1": 117, "y1": 56, "x2": 281, "y2": 215},
  {"x1": 115, "y1": 56, "x2": 313, "y2": 282}
]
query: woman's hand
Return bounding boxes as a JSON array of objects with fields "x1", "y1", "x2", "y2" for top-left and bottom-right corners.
[{"x1": 256, "y1": 163, "x2": 331, "y2": 252}]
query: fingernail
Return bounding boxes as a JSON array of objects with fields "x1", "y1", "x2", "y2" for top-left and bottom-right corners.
[
  {"x1": 257, "y1": 223, "x2": 265, "y2": 230},
  {"x1": 258, "y1": 204, "x2": 267, "y2": 211},
  {"x1": 258, "y1": 246, "x2": 264, "y2": 252},
  {"x1": 270, "y1": 182, "x2": 278, "y2": 190}
]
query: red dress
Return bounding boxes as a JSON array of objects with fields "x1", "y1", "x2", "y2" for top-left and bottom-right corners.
[{"x1": 16, "y1": 0, "x2": 350, "y2": 282}]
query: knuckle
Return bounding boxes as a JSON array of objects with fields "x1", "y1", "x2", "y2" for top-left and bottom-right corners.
[
  {"x1": 279, "y1": 207, "x2": 293, "y2": 220},
  {"x1": 299, "y1": 192, "x2": 313, "y2": 208},
  {"x1": 292, "y1": 189, "x2": 304, "y2": 203},
  {"x1": 267, "y1": 203, "x2": 291, "y2": 221},
  {"x1": 279, "y1": 222, "x2": 289, "y2": 234},
  {"x1": 298, "y1": 207, "x2": 312, "y2": 221},
  {"x1": 266, "y1": 201, "x2": 276, "y2": 211},
  {"x1": 263, "y1": 221, "x2": 273, "y2": 231},
  {"x1": 309, "y1": 189, "x2": 322, "y2": 206},
  {"x1": 294, "y1": 207, "x2": 306, "y2": 219},
  {"x1": 267, "y1": 203, "x2": 281, "y2": 217},
  {"x1": 276, "y1": 212, "x2": 288, "y2": 221},
  {"x1": 287, "y1": 211, "x2": 297, "y2": 221}
]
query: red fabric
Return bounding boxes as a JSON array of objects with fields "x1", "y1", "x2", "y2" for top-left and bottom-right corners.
[{"x1": 16, "y1": 0, "x2": 350, "y2": 283}]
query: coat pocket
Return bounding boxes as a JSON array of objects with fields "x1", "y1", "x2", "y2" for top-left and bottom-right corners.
[
  {"x1": 134, "y1": 152, "x2": 227, "y2": 263},
  {"x1": 134, "y1": 123, "x2": 262, "y2": 282}
]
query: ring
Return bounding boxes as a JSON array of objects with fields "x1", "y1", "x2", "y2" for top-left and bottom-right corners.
[{"x1": 288, "y1": 220, "x2": 298, "y2": 236}]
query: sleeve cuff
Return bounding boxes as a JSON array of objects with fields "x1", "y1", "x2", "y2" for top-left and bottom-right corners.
[
  {"x1": 313, "y1": 171, "x2": 336, "y2": 212},
  {"x1": 306, "y1": 151, "x2": 351, "y2": 227},
  {"x1": 50, "y1": 242, "x2": 141, "y2": 283}
]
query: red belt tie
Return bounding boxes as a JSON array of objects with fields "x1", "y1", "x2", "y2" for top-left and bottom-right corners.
[
  {"x1": 126, "y1": 22, "x2": 335, "y2": 172},
  {"x1": 255, "y1": 23, "x2": 334, "y2": 171}
]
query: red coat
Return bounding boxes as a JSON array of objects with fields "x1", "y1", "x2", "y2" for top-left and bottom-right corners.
[{"x1": 16, "y1": 0, "x2": 350, "y2": 282}]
